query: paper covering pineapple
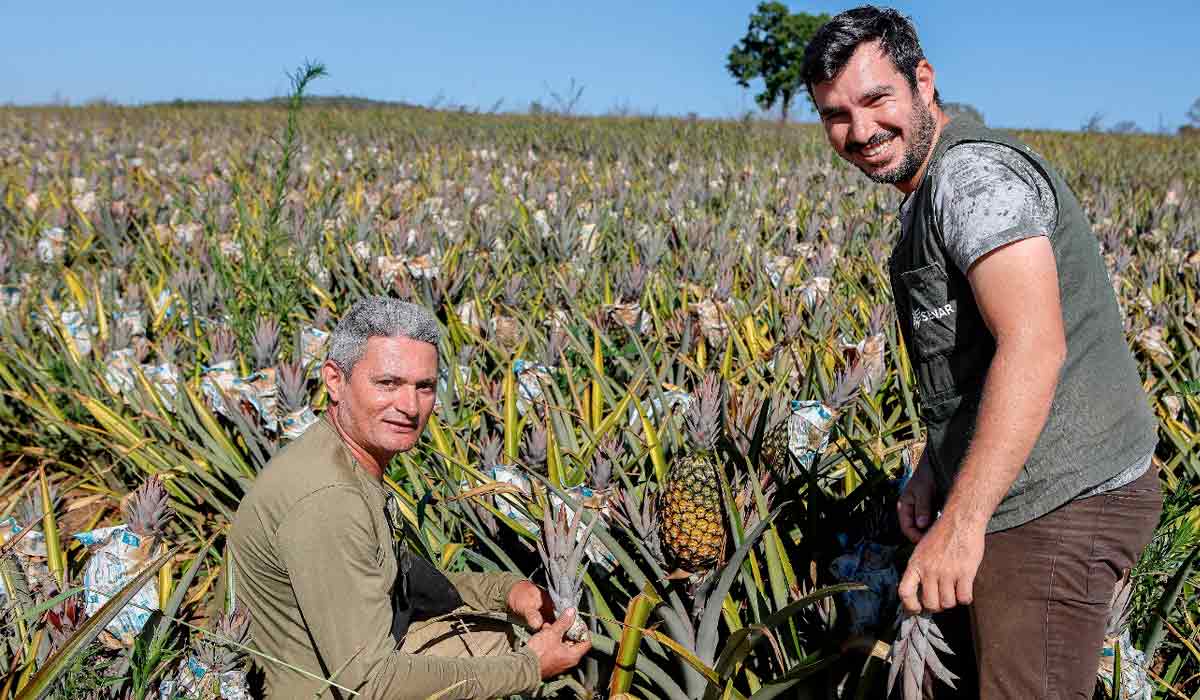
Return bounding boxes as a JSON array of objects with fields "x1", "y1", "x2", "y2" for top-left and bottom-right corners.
[
  {"x1": 160, "y1": 606, "x2": 253, "y2": 699},
  {"x1": 73, "y1": 475, "x2": 173, "y2": 647}
]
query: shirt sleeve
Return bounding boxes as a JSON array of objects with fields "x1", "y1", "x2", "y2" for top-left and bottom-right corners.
[
  {"x1": 276, "y1": 486, "x2": 541, "y2": 700},
  {"x1": 932, "y1": 142, "x2": 1059, "y2": 275},
  {"x1": 444, "y1": 570, "x2": 527, "y2": 613}
]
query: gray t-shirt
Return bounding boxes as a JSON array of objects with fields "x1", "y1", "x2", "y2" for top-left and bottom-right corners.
[{"x1": 900, "y1": 141, "x2": 1151, "y2": 497}]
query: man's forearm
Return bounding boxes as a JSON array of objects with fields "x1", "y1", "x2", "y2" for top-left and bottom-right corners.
[
  {"x1": 446, "y1": 570, "x2": 527, "y2": 612},
  {"x1": 941, "y1": 342, "x2": 1064, "y2": 528}
]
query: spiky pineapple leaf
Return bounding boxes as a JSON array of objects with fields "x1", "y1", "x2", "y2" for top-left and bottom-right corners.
[{"x1": 886, "y1": 612, "x2": 959, "y2": 700}]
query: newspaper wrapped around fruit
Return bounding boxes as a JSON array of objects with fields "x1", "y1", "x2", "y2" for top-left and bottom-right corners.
[
  {"x1": 36, "y1": 226, "x2": 66, "y2": 264},
  {"x1": 471, "y1": 465, "x2": 617, "y2": 572},
  {"x1": 142, "y1": 362, "x2": 181, "y2": 403},
  {"x1": 1, "y1": 285, "x2": 21, "y2": 310},
  {"x1": 513, "y1": 359, "x2": 554, "y2": 416},
  {"x1": 603, "y1": 302, "x2": 652, "y2": 335},
  {"x1": 35, "y1": 306, "x2": 98, "y2": 357},
  {"x1": 785, "y1": 400, "x2": 836, "y2": 474},
  {"x1": 103, "y1": 348, "x2": 138, "y2": 395},
  {"x1": 280, "y1": 406, "x2": 318, "y2": 440},
  {"x1": 159, "y1": 607, "x2": 253, "y2": 700},
  {"x1": 829, "y1": 538, "x2": 899, "y2": 633},
  {"x1": 0, "y1": 515, "x2": 52, "y2": 596},
  {"x1": 242, "y1": 368, "x2": 279, "y2": 432},
  {"x1": 114, "y1": 305, "x2": 146, "y2": 337},
  {"x1": 762, "y1": 255, "x2": 800, "y2": 288},
  {"x1": 627, "y1": 388, "x2": 694, "y2": 427},
  {"x1": 200, "y1": 360, "x2": 241, "y2": 418},
  {"x1": 299, "y1": 326, "x2": 330, "y2": 367},
  {"x1": 72, "y1": 525, "x2": 160, "y2": 647},
  {"x1": 200, "y1": 363, "x2": 279, "y2": 430},
  {"x1": 689, "y1": 297, "x2": 730, "y2": 345},
  {"x1": 1097, "y1": 630, "x2": 1152, "y2": 700}
]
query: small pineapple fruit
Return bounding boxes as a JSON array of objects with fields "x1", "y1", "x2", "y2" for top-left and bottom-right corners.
[
  {"x1": 659, "y1": 373, "x2": 726, "y2": 574},
  {"x1": 536, "y1": 504, "x2": 596, "y2": 643}
]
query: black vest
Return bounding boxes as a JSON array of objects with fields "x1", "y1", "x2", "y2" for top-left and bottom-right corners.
[{"x1": 888, "y1": 118, "x2": 1158, "y2": 532}]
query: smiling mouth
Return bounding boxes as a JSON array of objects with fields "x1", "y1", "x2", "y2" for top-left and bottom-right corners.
[{"x1": 858, "y1": 135, "x2": 895, "y2": 160}]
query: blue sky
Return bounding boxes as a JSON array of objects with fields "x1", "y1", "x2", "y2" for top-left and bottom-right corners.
[{"x1": 3, "y1": 1, "x2": 1197, "y2": 132}]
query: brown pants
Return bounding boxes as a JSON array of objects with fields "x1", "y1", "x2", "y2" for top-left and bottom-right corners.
[
  {"x1": 929, "y1": 466, "x2": 1162, "y2": 699},
  {"x1": 399, "y1": 613, "x2": 517, "y2": 658}
]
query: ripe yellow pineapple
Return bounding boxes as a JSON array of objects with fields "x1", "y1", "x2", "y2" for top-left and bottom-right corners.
[{"x1": 659, "y1": 373, "x2": 725, "y2": 573}]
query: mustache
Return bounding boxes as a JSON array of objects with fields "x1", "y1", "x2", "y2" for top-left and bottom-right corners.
[{"x1": 847, "y1": 130, "x2": 899, "y2": 154}]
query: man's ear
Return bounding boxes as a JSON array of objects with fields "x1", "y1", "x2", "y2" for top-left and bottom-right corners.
[
  {"x1": 915, "y1": 59, "x2": 936, "y2": 108},
  {"x1": 322, "y1": 360, "x2": 344, "y2": 404}
]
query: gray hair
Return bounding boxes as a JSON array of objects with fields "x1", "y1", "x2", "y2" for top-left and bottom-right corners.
[{"x1": 327, "y1": 296, "x2": 440, "y2": 376}]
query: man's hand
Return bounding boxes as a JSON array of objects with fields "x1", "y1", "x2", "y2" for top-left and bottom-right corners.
[
  {"x1": 897, "y1": 458, "x2": 936, "y2": 544},
  {"x1": 897, "y1": 514, "x2": 986, "y2": 614},
  {"x1": 506, "y1": 579, "x2": 556, "y2": 630},
  {"x1": 526, "y1": 609, "x2": 592, "y2": 679}
]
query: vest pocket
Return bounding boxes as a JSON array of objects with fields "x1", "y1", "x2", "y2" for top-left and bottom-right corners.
[{"x1": 899, "y1": 263, "x2": 957, "y2": 360}]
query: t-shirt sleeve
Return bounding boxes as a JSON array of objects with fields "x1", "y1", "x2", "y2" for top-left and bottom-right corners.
[{"x1": 932, "y1": 142, "x2": 1058, "y2": 274}]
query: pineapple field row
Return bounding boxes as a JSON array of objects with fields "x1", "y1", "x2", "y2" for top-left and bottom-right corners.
[{"x1": 0, "y1": 95, "x2": 1197, "y2": 699}]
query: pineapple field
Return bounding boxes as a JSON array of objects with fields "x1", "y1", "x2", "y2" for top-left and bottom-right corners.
[{"x1": 0, "y1": 80, "x2": 1198, "y2": 699}]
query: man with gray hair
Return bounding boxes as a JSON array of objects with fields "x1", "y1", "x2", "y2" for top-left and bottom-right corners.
[{"x1": 230, "y1": 296, "x2": 590, "y2": 698}]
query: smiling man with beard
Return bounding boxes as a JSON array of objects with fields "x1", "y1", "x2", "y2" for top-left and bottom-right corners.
[
  {"x1": 229, "y1": 296, "x2": 589, "y2": 699},
  {"x1": 803, "y1": 7, "x2": 1161, "y2": 698}
]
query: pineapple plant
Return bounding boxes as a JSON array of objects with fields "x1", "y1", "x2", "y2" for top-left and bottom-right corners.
[
  {"x1": 760, "y1": 357, "x2": 869, "y2": 481},
  {"x1": 162, "y1": 606, "x2": 253, "y2": 699},
  {"x1": 276, "y1": 356, "x2": 316, "y2": 440},
  {"x1": 658, "y1": 373, "x2": 726, "y2": 574},
  {"x1": 121, "y1": 474, "x2": 173, "y2": 548},
  {"x1": 536, "y1": 504, "x2": 596, "y2": 643}
]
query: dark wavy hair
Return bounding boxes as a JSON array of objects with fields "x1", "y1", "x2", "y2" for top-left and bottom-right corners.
[{"x1": 802, "y1": 6, "x2": 941, "y2": 104}]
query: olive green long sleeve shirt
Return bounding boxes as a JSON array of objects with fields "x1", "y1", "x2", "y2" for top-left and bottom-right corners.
[{"x1": 229, "y1": 416, "x2": 541, "y2": 699}]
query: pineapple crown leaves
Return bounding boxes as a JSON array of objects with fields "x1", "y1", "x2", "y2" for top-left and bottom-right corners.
[
  {"x1": 827, "y1": 356, "x2": 870, "y2": 411},
  {"x1": 614, "y1": 486, "x2": 665, "y2": 564},
  {"x1": 1105, "y1": 570, "x2": 1136, "y2": 637},
  {"x1": 252, "y1": 317, "x2": 280, "y2": 369},
  {"x1": 121, "y1": 474, "x2": 174, "y2": 541},
  {"x1": 197, "y1": 605, "x2": 253, "y2": 673},
  {"x1": 503, "y1": 275, "x2": 524, "y2": 306},
  {"x1": 544, "y1": 328, "x2": 567, "y2": 367},
  {"x1": 617, "y1": 263, "x2": 648, "y2": 303},
  {"x1": 209, "y1": 325, "x2": 237, "y2": 364},
  {"x1": 521, "y1": 425, "x2": 549, "y2": 470},
  {"x1": 276, "y1": 357, "x2": 309, "y2": 412},
  {"x1": 536, "y1": 504, "x2": 598, "y2": 613},
  {"x1": 713, "y1": 264, "x2": 734, "y2": 301},
  {"x1": 479, "y1": 434, "x2": 505, "y2": 469},
  {"x1": 685, "y1": 373, "x2": 724, "y2": 452},
  {"x1": 588, "y1": 434, "x2": 622, "y2": 490},
  {"x1": 867, "y1": 304, "x2": 889, "y2": 336},
  {"x1": 887, "y1": 612, "x2": 959, "y2": 700}
]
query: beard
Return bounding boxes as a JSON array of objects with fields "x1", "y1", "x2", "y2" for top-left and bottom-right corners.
[{"x1": 853, "y1": 95, "x2": 936, "y2": 185}]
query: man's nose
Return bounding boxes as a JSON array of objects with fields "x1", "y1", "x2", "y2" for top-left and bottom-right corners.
[
  {"x1": 848, "y1": 111, "x2": 875, "y2": 147},
  {"x1": 392, "y1": 384, "x2": 419, "y2": 416}
]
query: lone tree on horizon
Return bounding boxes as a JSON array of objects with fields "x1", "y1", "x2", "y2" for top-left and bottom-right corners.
[{"x1": 727, "y1": 2, "x2": 829, "y2": 123}]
